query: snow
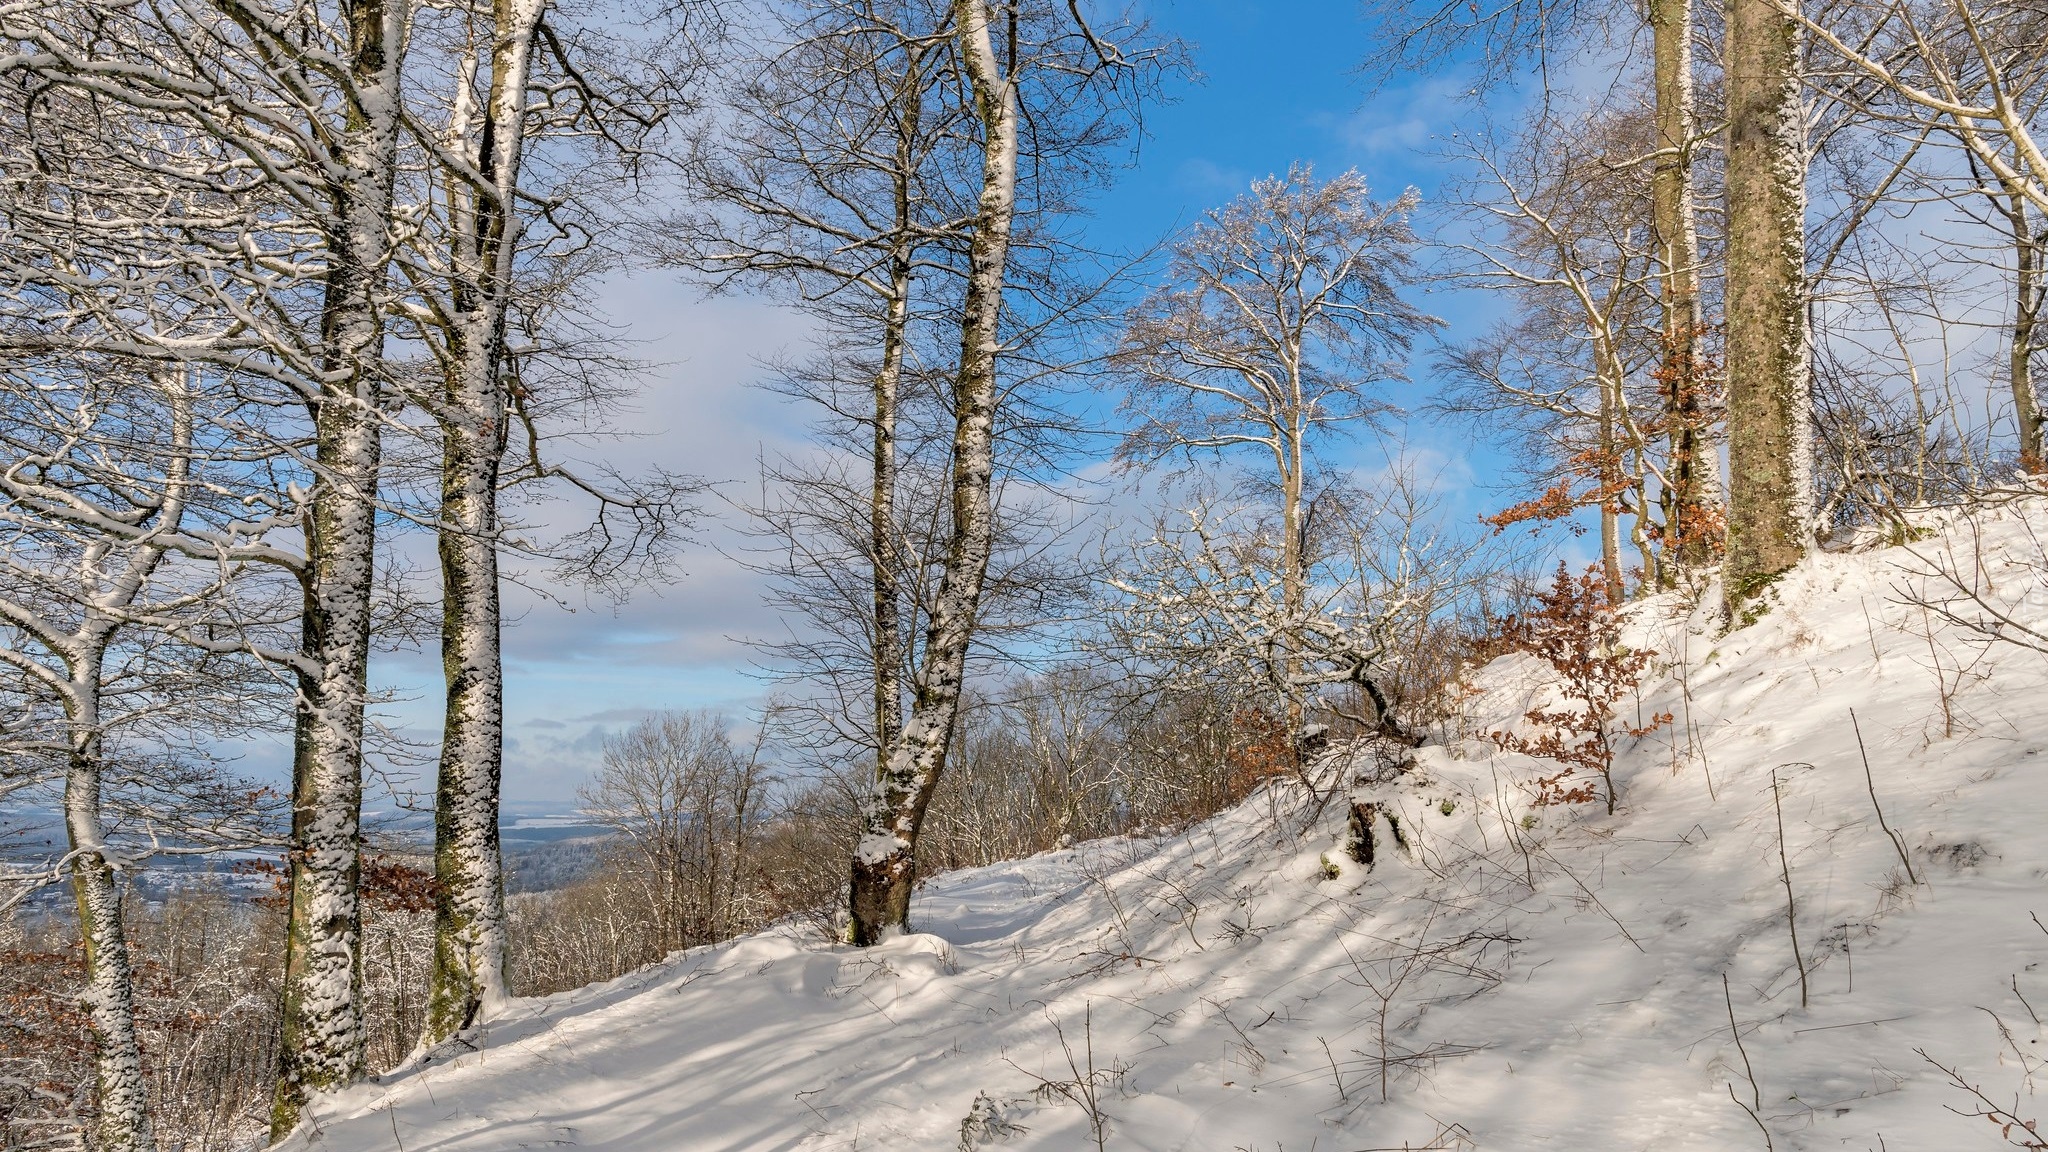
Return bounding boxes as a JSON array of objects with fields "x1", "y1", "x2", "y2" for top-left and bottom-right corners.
[{"x1": 280, "y1": 498, "x2": 2048, "y2": 1151}]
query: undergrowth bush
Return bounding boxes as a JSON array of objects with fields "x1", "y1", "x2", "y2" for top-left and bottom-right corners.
[{"x1": 1488, "y1": 563, "x2": 1670, "y2": 813}]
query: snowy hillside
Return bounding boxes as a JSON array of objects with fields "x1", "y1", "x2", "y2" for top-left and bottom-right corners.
[{"x1": 280, "y1": 499, "x2": 2048, "y2": 1152}]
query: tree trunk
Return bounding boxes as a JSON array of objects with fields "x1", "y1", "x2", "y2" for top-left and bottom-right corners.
[
  {"x1": 51, "y1": 392, "x2": 189, "y2": 1152},
  {"x1": 869, "y1": 55, "x2": 925, "y2": 775},
  {"x1": 273, "y1": 1, "x2": 403, "y2": 1136},
  {"x1": 273, "y1": 365, "x2": 380, "y2": 1139},
  {"x1": 65, "y1": 668, "x2": 157, "y2": 1152},
  {"x1": 847, "y1": 0, "x2": 1016, "y2": 945},
  {"x1": 1651, "y1": 0, "x2": 1711, "y2": 573},
  {"x1": 423, "y1": 0, "x2": 544, "y2": 1052},
  {"x1": 871, "y1": 261, "x2": 910, "y2": 775},
  {"x1": 425, "y1": 363, "x2": 510, "y2": 1043},
  {"x1": 2002, "y1": 181, "x2": 2045, "y2": 468},
  {"x1": 1279, "y1": 418, "x2": 1307, "y2": 746},
  {"x1": 1599, "y1": 370, "x2": 1626, "y2": 601},
  {"x1": 1722, "y1": 0, "x2": 1811, "y2": 610}
]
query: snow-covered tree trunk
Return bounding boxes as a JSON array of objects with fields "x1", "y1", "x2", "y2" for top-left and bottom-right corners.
[
  {"x1": 1, "y1": 371, "x2": 202, "y2": 1152},
  {"x1": 847, "y1": 0, "x2": 1017, "y2": 946},
  {"x1": 425, "y1": 366, "x2": 511, "y2": 1044},
  {"x1": 1651, "y1": 0, "x2": 1712, "y2": 572},
  {"x1": 273, "y1": 347, "x2": 380, "y2": 1135},
  {"x1": 272, "y1": 0, "x2": 407, "y2": 1136},
  {"x1": 423, "y1": 0, "x2": 546, "y2": 1048},
  {"x1": 63, "y1": 660, "x2": 156, "y2": 1152},
  {"x1": 867, "y1": 47, "x2": 930, "y2": 773},
  {"x1": 1722, "y1": 0, "x2": 1811, "y2": 608},
  {"x1": 2000, "y1": 181, "x2": 2045, "y2": 467},
  {"x1": 870, "y1": 253, "x2": 912, "y2": 777}
]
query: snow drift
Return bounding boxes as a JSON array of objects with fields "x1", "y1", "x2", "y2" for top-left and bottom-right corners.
[{"x1": 279, "y1": 497, "x2": 2048, "y2": 1151}]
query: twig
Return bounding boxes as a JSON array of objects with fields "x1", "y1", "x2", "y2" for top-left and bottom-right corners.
[
  {"x1": 1010, "y1": 1004, "x2": 1119, "y2": 1152},
  {"x1": 1920, "y1": 1047, "x2": 2048, "y2": 1150},
  {"x1": 1724, "y1": 973, "x2": 1774, "y2": 1151},
  {"x1": 2015, "y1": 977, "x2": 2043, "y2": 1028},
  {"x1": 1790, "y1": 1015, "x2": 1911, "y2": 1034},
  {"x1": 1533, "y1": 843, "x2": 1644, "y2": 953},
  {"x1": 1680, "y1": 625, "x2": 1715, "y2": 800},
  {"x1": 1850, "y1": 709, "x2": 1918, "y2": 884},
  {"x1": 1841, "y1": 922, "x2": 1852, "y2": 993},
  {"x1": 1919, "y1": 604, "x2": 1957, "y2": 737},
  {"x1": 1771, "y1": 769, "x2": 1809, "y2": 1009},
  {"x1": 1319, "y1": 1034, "x2": 1348, "y2": 1104}
]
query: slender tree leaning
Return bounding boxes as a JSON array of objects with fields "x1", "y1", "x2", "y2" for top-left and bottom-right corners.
[
  {"x1": 0, "y1": 84, "x2": 201, "y2": 1152},
  {"x1": 1722, "y1": 0, "x2": 1812, "y2": 610},
  {"x1": 0, "y1": 371, "x2": 204, "y2": 1152},
  {"x1": 661, "y1": 0, "x2": 971, "y2": 809},
  {"x1": 847, "y1": 0, "x2": 1021, "y2": 944}
]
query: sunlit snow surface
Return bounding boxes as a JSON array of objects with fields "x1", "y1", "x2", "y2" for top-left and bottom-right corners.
[{"x1": 281, "y1": 498, "x2": 2048, "y2": 1151}]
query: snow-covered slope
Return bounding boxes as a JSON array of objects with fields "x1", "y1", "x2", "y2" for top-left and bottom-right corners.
[{"x1": 282, "y1": 498, "x2": 2048, "y2": 1151}]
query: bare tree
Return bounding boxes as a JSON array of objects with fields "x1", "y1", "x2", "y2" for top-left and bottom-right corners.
[
  {"x1": 1436, "y1": 103, "x2": 1681, "y2": 596},
  {"x1": 1970, "y1": 155, "x2": 2048, "y2": 467},
  {"x1": 1112, "y1": 164, "x2": 1435, "y2": 743},
  {"x1": 843, "y1": 0, "x2": 1166, "y2": 943},
  {"x1": 393, "y1": 0, "x2": 696, "y2": 1053},
  {"x1": 844, "y1": 0, "x2": 1024, "y2": 943},
  {"x1": 1650, "y1": 0, "x2": 1714, "y2": 566},
  {"x1": 660, "y1": 0, "x2": 976, "y2": 796},
  {"x1": 578, "y1": 711, "x2": 774, "y2": 953},
  {"x1": 1804, "y1": 0, "x2": 2048, "y2": 467},
  {"x1": 1363, "y1": 0, "x2": 1715, "y2": 576},
  {"x1": 1805, "y1": 0, "x2": 2048, "y2": 216},
  {"x1": 380, "y1": 0, "x2": 554, "y2": 1054},
  {"x1": 0, "y1": 3, "x2": 414, "y2": 1128},
  {"x1": 662, "y1": 0, "x2": 1160, "y2": 944},
  {"x1": 0, "y1": 359, "x2": 286, "y2": 1152}
]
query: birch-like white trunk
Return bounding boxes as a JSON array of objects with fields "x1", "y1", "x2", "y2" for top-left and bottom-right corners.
[
  {"x1": 870, "y1": 258, "x2": 911, "y2": 775},
  {"x1": 423, "y1": 0, "x2": 545, "y2": 1047},
  {"x1": 272, "y1": 0, "x2": 406, "y2": 1136},
  {"x1": 54, "y1": 379, "x2": 201, "y2": 1152},
  {"x1": 847, "y1": 0, "x2": 1017, "y2": 945},
  {"x1": 65, "y1": 653, "x2": 156, "y2": 1152},
  {"x1": 1278, "y1": 411, "x2": 1307, "y2": 747},
  {"x1": 1599, "y1": 364, "x2": 1626, "y2": 601}
]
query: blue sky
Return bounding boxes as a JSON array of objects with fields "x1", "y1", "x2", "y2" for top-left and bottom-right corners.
[{"x1": 359, "y1": 0, "x2": 1520, "y2": 807}]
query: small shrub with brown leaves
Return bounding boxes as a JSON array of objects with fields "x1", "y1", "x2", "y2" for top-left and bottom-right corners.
[{"x1": 1489, "y1": 563, "x2": 1670, "y2": 814}]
